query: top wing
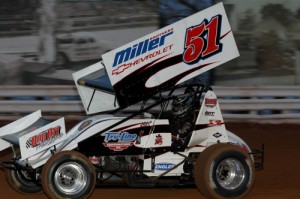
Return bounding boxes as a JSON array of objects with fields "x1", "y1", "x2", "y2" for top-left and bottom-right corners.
[
  {"x1": 74, "y1": 2, "x2": 239, "y2": 114},
  {"x1": 101, "y1": 2, "x2": 239, "y2": 109}
]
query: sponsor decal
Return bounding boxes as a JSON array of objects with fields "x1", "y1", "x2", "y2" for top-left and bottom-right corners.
[
  {"x1": 183, "y1": 15, "x2": 223, "y2": 65},
  {"x1": 204, "y1": 111, "x2": 215, "y2": 116},
  {"x1": 140, "y1": 121, "x2": 152, "y2": 127},
  {"x1": 103, "y1": 142, "x2": 134, "y2": 152},
  {"x1": 113, "y1": 29, "x2": 173, "y2": 67},
  {"x1": 155, "y1": 134, "x2": 163, "y2": 145},
  {"x1": 101, "y1": 132, "x2": 137, "y2": 151},
  {"x1": 89, "y1": 156, "x2": 100, "y2": 165},
  {"x1": 229, "y1": 143, "x2": 249, "y2": 153},
  {"x1": 238, "y1": 144, "x2": 249, "y2": 153},
  {"x1": 78, "y1": 120, "x2": 92, "y2": 131},
  {"x1": 209, "y1": 119, "x2": 222, "y2": 126},
  {"x1": 112, "y1": 28, "x2": 174, "y2": 75},
  {"x1": 205, "y1": 98, "x2": 217, "y2": 108},
  {"x1": 213, "y1": 132, "x2": 222, "y2": 138},
  {"x1": 26, "y1": 126, "x2": 62, "y2": 150},
  {"x1": 155, "y1": 163, "x2": 175, "y2": 171}
]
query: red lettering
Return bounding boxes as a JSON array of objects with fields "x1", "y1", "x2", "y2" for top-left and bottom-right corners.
[
  {"x1": 43, "y1": 133, "x2": 47, "y2": 142},
  {"x1": 36, "y1": 134, "x2": 41, "y2": 144},
  {"x1": 31, "y1": 136, "x2": 37, "y2": 147},
  {"x1": 48, "y1": 128, "x2": 53, "y2": 139},
  {"x1": 183, "y1": 15, "x2": 223, "y2": 64},
  {"x1": 205, "y1": 98, "x2": 217, "y2": 107},
  {"x1": 53, "y1": 126, "x2": 60, "y2": 136},
  {"x1": 29, "y1": 126, "x2": 61, "y2": 148},
  {"x1": 183, "y1": 23, "x2": 206, "y2": 64},
  {"x1": 209, "y1": 120, "x2": 222, "y2": 126},
  {"x1": 202, "y1": 16, "x2": 222, "y2": 56}
]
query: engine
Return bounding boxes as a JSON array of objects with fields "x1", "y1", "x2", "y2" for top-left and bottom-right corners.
[{"x1": 89, "y1": 155, "x2": 141, "y2": 183}]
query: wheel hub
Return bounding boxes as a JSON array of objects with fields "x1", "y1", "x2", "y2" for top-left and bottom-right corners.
[
  {"x1": 54, "y1": 162, "x2": 87, "y2": 195},
  {"x1": 215, "y1": 158, "x2": 246, "y2": 190}
]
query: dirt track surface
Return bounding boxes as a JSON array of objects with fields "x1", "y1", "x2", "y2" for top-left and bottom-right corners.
[{"x1": 1, "y1": 122, "x2": 300, "y2": 199}]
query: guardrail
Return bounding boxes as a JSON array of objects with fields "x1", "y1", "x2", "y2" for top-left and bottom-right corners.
[
  {"x1": 0, "y1": 85, "x2": 300, "y2": 123},
  {"x1": 0, "y1": 15, "x2": 158, "y2": 37},
  {"x1": 214, "y1": 86, "x2": 300, "y2": 123}
]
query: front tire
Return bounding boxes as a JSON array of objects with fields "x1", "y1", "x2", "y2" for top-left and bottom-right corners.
[
  {"x1": 5, "y1": 167, "x2": 42, "y2": 194},
  {"x1": 194, "y1": 143, "x2": 255, "y2": 199},
  {"x1": 41, "y1": 151, "x2": 96, "y2": 199}
]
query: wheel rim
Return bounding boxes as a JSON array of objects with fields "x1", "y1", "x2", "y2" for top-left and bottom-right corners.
[
  {"x1": 13, "y1": 169, "x2": 36, "y2": 187},
  {"x1": 54, "y1": 162, "x2": 87, "y2": 195},
  {"x1": 17, "y1": 170, "x2": 32, "y2": 181},
  {"x1": 215, "y1": 158, "x2": 246, "y2": 190}
]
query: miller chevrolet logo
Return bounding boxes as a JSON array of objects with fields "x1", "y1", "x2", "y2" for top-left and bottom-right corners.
[{"x1": 112, "y1": 29, "x2": 174, "y2": 75}]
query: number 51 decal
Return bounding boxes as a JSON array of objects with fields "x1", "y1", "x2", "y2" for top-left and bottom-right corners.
[{"x1": 183, "y1": 15, "x2": 223, "y2": 65}]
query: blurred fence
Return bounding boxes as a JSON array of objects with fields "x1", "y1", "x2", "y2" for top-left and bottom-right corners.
[
  {"x1": 0, "y1": 85, "x2": 300, "y2": 123},
  {"x1": 0, "y1": 16, "x2": 158, "y2": 37},
  {"x1": 0, "y1": 1, "x2": 158, "y2": 37}
]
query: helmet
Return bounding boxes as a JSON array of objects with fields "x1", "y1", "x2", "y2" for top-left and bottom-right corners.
[{"x1": 171, "y1": 93, "x2": 195, "y2": 118}]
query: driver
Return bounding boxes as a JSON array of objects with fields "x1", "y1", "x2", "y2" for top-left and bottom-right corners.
[{"x1": 170, "y1": 91, "x2": 197, "y2": 149}]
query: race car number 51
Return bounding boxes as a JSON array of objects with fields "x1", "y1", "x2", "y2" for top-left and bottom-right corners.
[{"x1": 183, "y1": 15, "x2": 223, "y2": 65}]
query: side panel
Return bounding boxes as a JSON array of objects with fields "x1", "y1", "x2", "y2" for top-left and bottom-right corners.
[
  {"x1": 143, "y1": 152, "x2": 185, "y2": 177},
  {"x1": 77, "y1": 119, "x2": 172, "y2": 156},
  {"x1": 134, "y1": 119, "x2": 171, "y2": 149},
  {"x1": 135, "y1": 133, "x2": 171, "y2": 149},
  {"x1": 188, "y1": 90, "x2": 228, "y2": 147},
  {"x1": 102, "y1": 3, "x2": 239, "y2": 108},
  {"x1": 19, "y1": 118, "x2": 66, "y2": 160}
]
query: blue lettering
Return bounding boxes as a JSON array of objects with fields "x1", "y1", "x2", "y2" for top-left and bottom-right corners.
[
  {"x1": 130, "y1": 44, "x2": 138, "y2": 59},
  {"x1": 155, "y1": 163, "x2": 175, "y2": 171},
  {"x1": 148, "y1": 38, "x2": 159, "y2": 51},
  {"x1": 113, "y1": 47, "x2": 131, "y2": 67},
  {"x1": 141, "y1": 39, "x2": 149, "y2": 54},
  {"x1": 102, "y1": 132, "x2": 137, "y2": 143},
  {"x1": 119, "y1": 132, "x2": 137, "y2": 142},
  {"x1": 136, "y1": 41, "x2": 144, "y2": 57},
  {"x1": 112, "y1": 31, "x2": 174, "y2": 67},
  {"x1": 159, "y1": 32, "x2": 173, "y2": 46},
  {"x1": 102, "y1": 132, "x2": 119, "y2": 142}
]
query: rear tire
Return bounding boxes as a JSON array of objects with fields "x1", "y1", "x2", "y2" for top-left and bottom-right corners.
[
  {"x1": 41, "y1": 151, "x2": 96, "y2": 199},
  {"x1": 194, "y1": 143, "x2": 255, "y2": 199}
]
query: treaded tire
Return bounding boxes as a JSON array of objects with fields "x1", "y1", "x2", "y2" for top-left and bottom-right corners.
[
  {"x1": 194, "y1": 143, "x2": 255, "y2": 199},
  {"x1": 41, "y1": 151, "x2": 96, "y2": 199},
  {"x1": 5, "y1": 167, "x2": 42, "y2": 194}
]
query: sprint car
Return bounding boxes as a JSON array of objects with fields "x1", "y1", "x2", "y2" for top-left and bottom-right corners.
[{"x1": 0, "y1": 3, "x2": 263, "y2": 199}]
